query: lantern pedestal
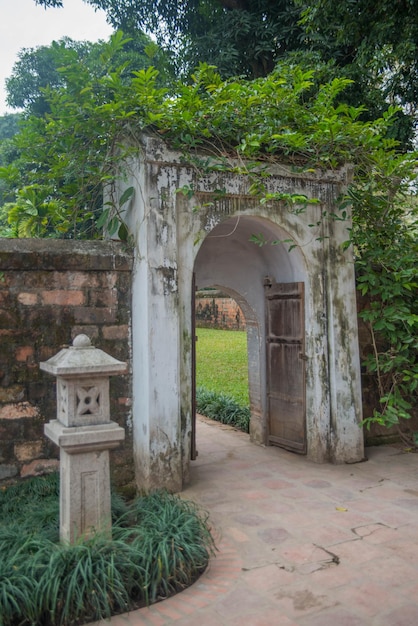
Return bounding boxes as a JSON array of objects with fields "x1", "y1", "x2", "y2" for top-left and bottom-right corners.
[
  {"x1": 45, "y1": 420, "x2": 124, "y2": 542},
  {"x1": 41, "y1": 334, "x2": 127, "y2": 544}
]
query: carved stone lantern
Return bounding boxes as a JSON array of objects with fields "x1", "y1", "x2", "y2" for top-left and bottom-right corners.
[{"x1": 41, "y1": 334, "x2": 126, "y2": 543}]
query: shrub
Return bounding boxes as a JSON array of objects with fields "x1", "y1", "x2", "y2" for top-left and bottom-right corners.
[
  {"x1": 0, "y1": 475, "x2": 215, "y2": 626},
  {"x1": 196, "y1": 386, "x2": 250, "y2": 432}
]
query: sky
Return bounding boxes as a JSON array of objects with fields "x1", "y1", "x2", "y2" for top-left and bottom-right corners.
[{"x1": 0, "y1": 0, "x2": 113, "y2": 114}]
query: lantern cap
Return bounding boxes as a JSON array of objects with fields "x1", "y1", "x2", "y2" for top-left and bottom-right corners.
[{"x1": 40, "y1": 335, "x2": 127, "y2": 377}]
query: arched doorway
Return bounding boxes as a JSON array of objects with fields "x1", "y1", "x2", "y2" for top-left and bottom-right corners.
[
  {"x1": 193, "y1": 215, "x2": 308, "y2": 453},
  {"x1": 125, "y1": 135, "x2": 364, "y2": 492}
]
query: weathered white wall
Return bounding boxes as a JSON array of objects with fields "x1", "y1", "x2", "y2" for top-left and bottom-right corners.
[{"x1": 123, "y1": 134, "x2": 364, "y2": 492}]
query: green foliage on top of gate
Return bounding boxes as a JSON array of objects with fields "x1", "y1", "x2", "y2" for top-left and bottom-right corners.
[{"x1": 0, "y1": 33, "x2": 412, "y2": 238}]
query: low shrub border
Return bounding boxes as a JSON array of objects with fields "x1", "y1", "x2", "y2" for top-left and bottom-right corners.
[
  {"x1": 196, "y1": 386, "x2": 250, "y2": 433},
  {"x1": 0, "y1": 474, "x2": 215, "y2": 626}
]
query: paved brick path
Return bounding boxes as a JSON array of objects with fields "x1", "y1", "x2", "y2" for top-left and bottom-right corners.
[{"x1": 91, "y1": 416, "x2": 418, "y2": 626}]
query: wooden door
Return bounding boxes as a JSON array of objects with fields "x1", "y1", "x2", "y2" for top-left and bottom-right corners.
[{"x1": 265, "y1": 279, "x2": 306, "y2": 453}]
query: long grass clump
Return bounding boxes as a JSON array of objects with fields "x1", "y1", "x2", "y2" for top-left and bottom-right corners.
[
  {"x1": 0, "y1": 475, "x2": 215, "y2": 626},
  {"x1": 196, "y1": 386, "x2": 250, "y2": 432}
]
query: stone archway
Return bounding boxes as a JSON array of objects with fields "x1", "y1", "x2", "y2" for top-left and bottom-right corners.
[
  {"x1": 194, "y1": 216, "x2": 308, "y2": 449},
  {"x1": 122, "y1": 134, "x2": 364, "y2": 492}
]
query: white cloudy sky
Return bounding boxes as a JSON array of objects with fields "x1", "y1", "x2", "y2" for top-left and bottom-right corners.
[{"x1": 0, "y1": 0, "x2": 113, "y2": 114}]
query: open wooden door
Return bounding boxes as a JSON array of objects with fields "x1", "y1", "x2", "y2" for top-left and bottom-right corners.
[
  {"x1": 191, "y1": 273, "x2": 198, "y2": 460},
  {"x1": 264, "y1": 279, "x2": 306, "y2": 453}
]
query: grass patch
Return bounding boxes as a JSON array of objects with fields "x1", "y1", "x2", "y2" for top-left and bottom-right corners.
[
  {"x1": 0, "y1": 474, "x2": 215, "y2": 626},
  {"x1": 195, "y1": 328, "x2": 250, "y2": 432},
  {"x1": 196, "y1": 328, "x2": 249, "y2": 405}
]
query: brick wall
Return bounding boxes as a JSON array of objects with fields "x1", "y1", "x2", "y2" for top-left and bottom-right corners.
[
  {"x1": 196, "y1": 292, "x2": 246, "y2": 330},
  {"x1": 0, "y1": 239, "x2": 134, "y2": 492}
]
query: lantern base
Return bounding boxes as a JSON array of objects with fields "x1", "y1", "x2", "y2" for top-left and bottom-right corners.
[{"x1": 44, "y1": 419, "x2": 125, "y2": 543}]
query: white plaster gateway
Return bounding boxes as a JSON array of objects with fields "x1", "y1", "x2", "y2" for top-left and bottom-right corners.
[{"x1": 122, "y1": 135, "x2": 364, "y2": 492}]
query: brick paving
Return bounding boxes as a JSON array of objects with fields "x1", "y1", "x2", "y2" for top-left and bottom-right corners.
[{"x1": 90, "y1": 416, "x2": 418, "y2": 626}]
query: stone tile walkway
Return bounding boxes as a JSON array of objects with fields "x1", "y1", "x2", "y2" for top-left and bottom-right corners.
[{"x1": 92, "y1": 416, "x2": 418, "y2": 626}]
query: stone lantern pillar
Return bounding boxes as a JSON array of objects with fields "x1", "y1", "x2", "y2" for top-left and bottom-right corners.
[{"x1": 41, "y1": 334, "x2": 126, "y2": 544}]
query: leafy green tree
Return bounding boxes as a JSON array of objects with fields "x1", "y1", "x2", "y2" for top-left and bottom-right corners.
[
  {"x1": 299, "y1": 0, "x2": 418, "y2": 108},
  {"x1": 298, "y1": 0, "x2": 418, "y2": 147},
  {"x1": 5, "y1": 33, "x2": 173, "y2": 116},
  {"x1": 0, "y1": 32, "x2": 171, "y2": 239},
  {"x1": 0, "y1": 114, "x2": 21, "y2": 140},
  {"x1": 1, "y1": 31, "x2": 174, "y2": 238},
  {"x1": 6, "y1": 39, "x2": 89, "y2": 115},
  {"x1": 1, "y1": 185, "x2": 68, "y2": 237},
  {"x1": 34, "y1": 0, "x2": 418, "y2": 145},
  {"x1": 35, "y1": 0, "x2": 305, "y2": 79},
  {"x1": 0, "y1": 113, "x2": 23, "y2": 207}
]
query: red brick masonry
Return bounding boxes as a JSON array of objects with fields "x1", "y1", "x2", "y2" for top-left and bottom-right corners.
[
  {"x1": 196, "y1": 293, "x2": 245, "y2": 331},
  {"x1": 0, "y1": 239, "x2": 134, "y2": 489}
]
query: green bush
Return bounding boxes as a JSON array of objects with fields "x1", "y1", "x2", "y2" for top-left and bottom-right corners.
[
  {"x1": 0, "y1": 475, "x2": 215, "y2": 626},
  {"x1": 196, "y1": 386, "x2": 250, "y2": 432}
]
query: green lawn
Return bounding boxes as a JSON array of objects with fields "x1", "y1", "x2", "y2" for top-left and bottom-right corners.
[{"x1": 196, "y1": 328, "x2": 249, "y2": 406}]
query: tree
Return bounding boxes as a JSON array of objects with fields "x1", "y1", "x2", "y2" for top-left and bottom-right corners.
[
  {"x1": 300, "y1": 0, "x2": 418, "y2": 104},
  {"x1": 6, "y1": 39, "x2": 108, "y2": 115},
  {"x1": 33, "y1": 0, "x2": 418, "y2": 145},
  {"x1": 35, "y1": 0, "x2": 305, "y2": 79},
  {"x1": 298, "y1": 0, "x2": 418, "y2": 146},
  {"x1": 0, "y1": 30, "x2": 175, "y2": 237},
  {"x1": 0, "y1": 113, "x2": 23, "y2": 208},
  {"x1": 5, "y1": 33, "x2": 173, "y2": 116},
  {"x1": 0, "y1": 32, "x2": 173, "y2": 239},
  {"x1": 0, "y1": 114, "x2": 21, "y2": 141}
]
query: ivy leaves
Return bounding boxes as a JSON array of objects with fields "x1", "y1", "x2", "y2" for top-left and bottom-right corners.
[{"x1": 346, "y1": 142, "x2": 418, "y2": 440}]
